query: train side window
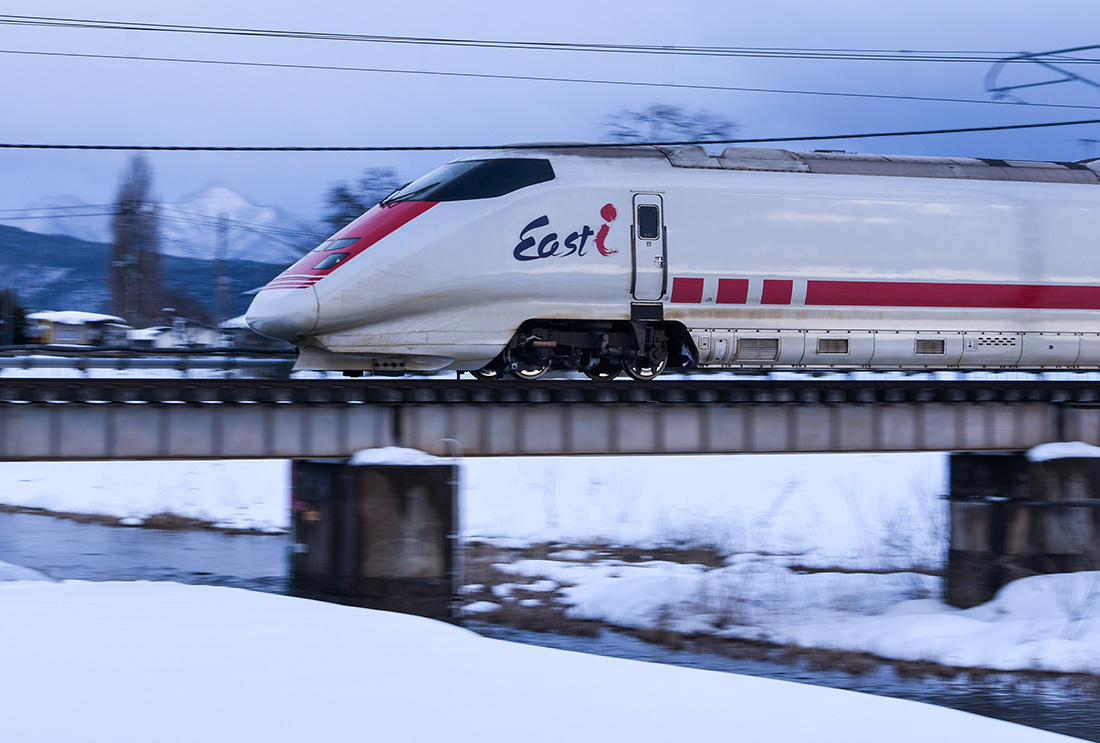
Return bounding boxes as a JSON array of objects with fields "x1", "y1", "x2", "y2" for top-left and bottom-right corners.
[
  {"x1": 323, "y1": 238, "x2": 360, "y2": 252},
  {"x1": 312, "y1": 253, "x2": 351, "y2": 270},
  {"x1": 637, "y1": 205, "x2": 661, "y2": 240}
]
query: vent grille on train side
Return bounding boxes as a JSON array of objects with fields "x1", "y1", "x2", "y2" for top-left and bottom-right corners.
[
  {"x1": 914, "y1": 339, "x2": 946, "y2": 355},
  {"x1": 736, "y1": 338, "x2": 779, "y2": 361},
  {"x1": 976, "y1": 336, "x2": 1018, "y2": 347},
  {"x1": 816, "y1": 338, "x2": 849, "y2": 354}
]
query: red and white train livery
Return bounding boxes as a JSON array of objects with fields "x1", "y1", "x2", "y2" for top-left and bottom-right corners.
[{"x1": 245, "y1": 144, "x2": 1100, "y2": 379}]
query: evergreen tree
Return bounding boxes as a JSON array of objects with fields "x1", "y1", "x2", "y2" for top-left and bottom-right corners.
[{"x1": 110, "y1": 156, "x2": 165, "y2": 326}]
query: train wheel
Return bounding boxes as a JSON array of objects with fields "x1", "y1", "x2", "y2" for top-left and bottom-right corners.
[
  {"x1": 623, "y1": 355, "x2": 667, "y2": 381},
  {"x1": 511, "y1": 360, "x2": 551, "y2": 380},
  {"x1": 470, "y1": 367, "x2": 504, "y2": 381},
  {"x1": 583, "y1": 359, "x2": 621, "y2": 381}
]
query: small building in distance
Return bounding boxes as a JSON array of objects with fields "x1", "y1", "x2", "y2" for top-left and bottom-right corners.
[
  {"x1": 128, "y1": 326, "x2": 174, "y2": 349},
  {"x1": 129, "y1": 321, "x2": 222, "y2": 349},
  {"x1": 27, "y1": 310, "x2": 130, "y2": 347}
]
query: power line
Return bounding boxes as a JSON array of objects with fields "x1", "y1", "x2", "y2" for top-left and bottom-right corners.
[
  {"x1": 0, "y1": 203, "x2": 113, "y2": 214},
  {"x1": 156, "y1": 208, "x2": 317, "y2": 245},
  {"x1": 4, "y1": 48, "x2": 1100, "y2": 113},
  {"x1": 3, "y1": 118, "x2": 1100, "y2": 153},
  {"x1": 0, "y1": 211, "x2": 116, "y2": 220},
  {"x1": 0, "y1": 205, "x2": 317, "y2": 244},
  {"x1": 3, "y1": 14, "x2": 1097, "y2": 64}
]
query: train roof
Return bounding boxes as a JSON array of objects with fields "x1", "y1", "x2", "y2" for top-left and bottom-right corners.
[
  {"x1": 484, "y1": 143, "x2": 1100, "y2": 185},
  {"x1": 664, "y1": 145, "x2": 1100, "y2": 185}
]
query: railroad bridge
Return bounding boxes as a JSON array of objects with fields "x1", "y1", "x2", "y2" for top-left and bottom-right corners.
[
  {"x1": 4, "y1": 374, "x2": 1099, "y2": 612},
  {"x1": 0, "y1": 376, "x2": 1095, "y2": 460}
]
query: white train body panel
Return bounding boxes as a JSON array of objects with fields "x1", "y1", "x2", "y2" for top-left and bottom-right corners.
[{"x1": 245, "y1": 145, "x2": 1100, "y2": 373}]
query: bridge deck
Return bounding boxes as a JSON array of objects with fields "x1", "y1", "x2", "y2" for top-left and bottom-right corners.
[{"x1": 0, "y1": 378, "x2": 1095, "y2": 460}]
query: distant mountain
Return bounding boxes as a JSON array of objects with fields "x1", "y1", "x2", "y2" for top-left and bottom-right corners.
[
  {"x1": 0, "y1": 223, "x2": 285, "y2": 322},
  {"x1": 1, "y1": 196, "x2": 113, "y2": 245},
  {"x1": 159, "y1": 184, "x2": 320, "y2": 264},
  {"x1": 0, "y1": 185, "x2": 322, "y2": 265}
]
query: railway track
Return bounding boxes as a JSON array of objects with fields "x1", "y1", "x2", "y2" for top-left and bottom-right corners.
[{"x1": 0, "y1": 376, "x2": 1098, "y2": 406}]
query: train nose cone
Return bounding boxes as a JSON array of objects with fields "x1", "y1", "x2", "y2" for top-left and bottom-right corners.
[{"x1": 245, "y1": 287, "x2": 319, "y2": 343}]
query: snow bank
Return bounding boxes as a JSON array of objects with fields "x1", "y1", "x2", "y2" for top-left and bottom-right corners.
[
  {"x1": 0, "y1": 460, "x2": 289, "y2": 531},
  {"x1": 0, "y1": 581, "x2": 1077, "y2": 743},
  {"x1": 349, "y1": 446, "x2": 450, "y2": 466},
  {"x1": 1027, "y1": 441, "x2": 1100, "y2": 462},
  {"x1": 464, "y1": 453, "x2": 947, "y2": 569},
  {"x1": 0, "y1": 559, "x2": 50, "y2": 582},
  {"x1": 493, "y1": 555, "x2": 1100, "y2": 675}
]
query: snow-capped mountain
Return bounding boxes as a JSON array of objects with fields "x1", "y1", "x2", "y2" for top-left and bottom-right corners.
[
  {"x1": 158, "y1": 185, "x2": 318, "y2": 264},
  {"x1": 1, "y1": 196, "x2": 113, "y2": 245},
  {"x1": 1, "y1": 186, "x2": 320, "y2": 265}
]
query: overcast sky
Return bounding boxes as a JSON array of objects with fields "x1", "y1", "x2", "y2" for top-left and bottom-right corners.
[{"x1": 2, "y1": 0, "x2": 1099, "y2": 222}]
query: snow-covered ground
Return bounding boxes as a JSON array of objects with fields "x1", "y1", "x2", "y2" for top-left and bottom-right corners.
[
  {"x1": 0, "y1": 459, "x2": 288, "y2": 532},
  {"x1": 1, "y1": 452, "x2": 1099, "y2": 679},
  {"x1": 491, "y1": 555, "x2": 1100, "y2": 675},
  {"x1": 463, "y1": 453, "x2": 948, "y2": 570},
  {"x1": 0, "y1": 579, "x2": 1084, "y2": 743}
]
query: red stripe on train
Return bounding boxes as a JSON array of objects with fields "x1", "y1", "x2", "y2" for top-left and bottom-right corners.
[
  {"x1": 336, "y1": 200, "x2": 437, "y2": 257},
  {"x1": 805, "y1": 280, "x2": 1100, "y2": 310},
  {"x1": 262, "y1": 201, "x2": 438, "y2": 291},
  {"x1": 716, "y1": 278, "x2": 748, "y2": 304},
  {"x1": 670, "y1": 277, "x2": 705, "y2": 303},
  {"x1": 761, "y1": 279, "x2": 793, "y2": 305}
]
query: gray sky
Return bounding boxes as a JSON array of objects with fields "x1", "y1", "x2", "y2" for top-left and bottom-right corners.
[{"x1": 2, "y1": 0, "x2": 1099, "y2": 221}]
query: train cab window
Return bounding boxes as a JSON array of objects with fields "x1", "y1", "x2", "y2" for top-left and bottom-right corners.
[
  {"x1": 312, "y1": 253, "x2": 351, "y2": 270},
  {"x1": 381, "y1": 159, "x2": 554, "y2": 204},
  {"x1": 637, "y1": 205, "x2": 661, "y2": 240}
]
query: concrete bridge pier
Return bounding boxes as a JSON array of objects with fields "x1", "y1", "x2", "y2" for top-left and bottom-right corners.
[
  {"x1": 947, "y1": 449, "x2": 1100, "y2": 608},
  {"x1": 290, "y1": 455, "x2": 459, "y2": 620}
]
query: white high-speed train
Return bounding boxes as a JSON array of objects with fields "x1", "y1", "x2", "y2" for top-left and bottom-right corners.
[{"x1": 245, "y1": 144, "x2": 1100, "y2": 379}]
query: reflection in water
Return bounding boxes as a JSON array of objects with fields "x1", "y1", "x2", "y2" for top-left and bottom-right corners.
[
  {"x1": 1, "y1": 512, "x2": 1096, "y2": 741},
  {"x1": 0, "y1": 511, "x2": 289, "y2": 593}
]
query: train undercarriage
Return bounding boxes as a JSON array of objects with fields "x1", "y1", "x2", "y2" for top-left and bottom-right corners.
[{"x1": 470, "y1": 319, "x2": 690, "y2": 381}]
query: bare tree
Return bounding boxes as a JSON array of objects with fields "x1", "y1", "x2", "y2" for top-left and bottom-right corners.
[
  {"x1": 110, "y1": 156, "x2": 165, "y2": 326},
  {"x1": 323, "y1": 167, "x2": 404, "y2": 232},
  {"x1": 598, "y1": 103, "x2": 737, "y2": 143}
]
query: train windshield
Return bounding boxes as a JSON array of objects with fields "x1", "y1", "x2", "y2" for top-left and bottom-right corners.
[{"x1": 381, "y1": 159, "x2": 554, "y2": 204}]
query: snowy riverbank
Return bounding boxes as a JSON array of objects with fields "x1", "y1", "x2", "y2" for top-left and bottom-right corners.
[
  {"x1": 1, "y1": 453, "x2": 1099, "y2": 677},
  {"x1": 0, "y1": 578, "x2": 1085, "y2": 743}
]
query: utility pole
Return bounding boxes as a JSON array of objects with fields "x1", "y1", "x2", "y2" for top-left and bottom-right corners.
[
  {"x1": 1, "y1": 290, "x2": 12, "y2": 347},
  {"x1": 215, "y1": 213, "x2": 232, "y2": 325}
]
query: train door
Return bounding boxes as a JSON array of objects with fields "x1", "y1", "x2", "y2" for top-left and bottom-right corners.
[{"x1": 632, "y1": 194, "x2": 666, "y2": 301}]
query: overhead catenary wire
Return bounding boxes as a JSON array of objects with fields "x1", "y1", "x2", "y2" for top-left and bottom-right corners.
[
  {"x1": 3, "y1": 48, "x2": 1100, "y2": 113},
  {"x1": 3, "y1": 118, "x2": 1100, "y2": 153},
  {"x1": 0, "y1": 204, "x2": 319, "y2": 245},
  {"x1": 1, "y1": 14, "x2": 1097, "y2": 64}
]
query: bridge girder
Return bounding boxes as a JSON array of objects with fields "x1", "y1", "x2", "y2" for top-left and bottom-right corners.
[{"x1": 0, "y1": 379, "x2": 1091, "y2": 460}]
